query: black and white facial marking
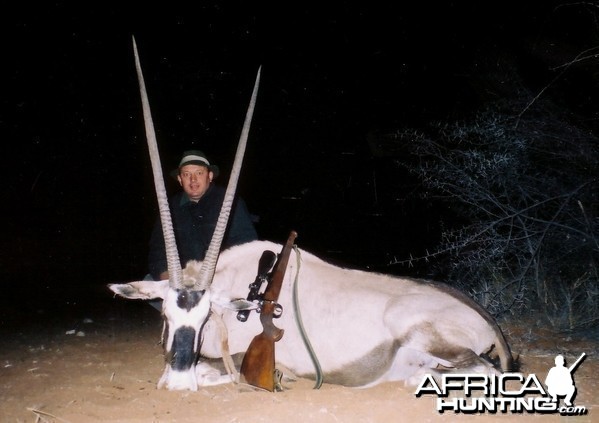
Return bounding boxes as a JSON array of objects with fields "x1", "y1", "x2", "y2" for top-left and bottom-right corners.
[
  {"x1": 159, "y1": 286, "x2": 213, "y2": 390},
  {"x1": 176, "y1": 288, "x2": 205, "y2": 311},
  {"x1": 165, "y1": 326, "x2": 198, "y2": 371}
]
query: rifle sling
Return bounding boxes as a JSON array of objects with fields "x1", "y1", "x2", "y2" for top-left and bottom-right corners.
[{"x1": 291, "y1": 245, "x2": 323, "y2": 389}]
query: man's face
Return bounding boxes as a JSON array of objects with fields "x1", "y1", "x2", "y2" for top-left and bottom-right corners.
[{"x1": 177, "y1": 164, "x2": 213, "y2": 201}]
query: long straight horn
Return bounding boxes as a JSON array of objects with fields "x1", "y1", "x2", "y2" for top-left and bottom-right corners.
[
  {"x1": 132, "y1": 36, "x2": 183, "y2": 288},
  {"x1": 195, "y1": 66, "x2": 261, "y2": 290}
]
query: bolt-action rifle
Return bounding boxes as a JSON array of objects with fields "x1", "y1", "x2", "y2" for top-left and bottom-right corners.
[{"x1": 240, "y1": 230, "x2": 298, "y2": 391}]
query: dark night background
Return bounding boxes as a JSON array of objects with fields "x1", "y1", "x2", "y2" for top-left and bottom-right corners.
[{"x1": 1, "y1": 2, "x2": 597, "y2": 328}]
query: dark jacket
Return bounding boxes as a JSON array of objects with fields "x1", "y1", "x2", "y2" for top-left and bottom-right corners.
[{"x1": 148, "y1": 184, "x2": 258, "y2": 280}]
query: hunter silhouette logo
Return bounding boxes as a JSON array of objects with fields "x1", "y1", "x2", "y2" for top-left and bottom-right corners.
[
  {"x1": 545, "y1": 353, "x2": 585, "y2": 407},
  {"x1": 414, "y1": 352, "x2": 588, "y2": 415}
]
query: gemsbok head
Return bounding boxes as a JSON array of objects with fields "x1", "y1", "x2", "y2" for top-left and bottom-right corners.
[{"x1": 109, "y1": 37, "x2": 261, "y2": 390}]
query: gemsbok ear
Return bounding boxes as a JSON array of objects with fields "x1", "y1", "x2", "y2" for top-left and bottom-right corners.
[{"x1": 109, "y1": 280, "x2": 170, "y2": 300}]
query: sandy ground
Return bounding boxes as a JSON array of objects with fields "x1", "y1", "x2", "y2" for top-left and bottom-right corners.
[{"x1": 1, "y1": 295, "x2": 598, "y2": 423}]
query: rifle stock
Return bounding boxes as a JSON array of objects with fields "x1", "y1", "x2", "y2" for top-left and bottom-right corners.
[{"x1": 240, "y1": 230, "x2": 298, "y2": 391}]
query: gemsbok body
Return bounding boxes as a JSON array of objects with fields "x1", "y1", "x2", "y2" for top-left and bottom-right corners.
[
  {"x1": 110, "y1": 241, "x2": 513, "y2": 390},
  {"x1": 109, "y1": 38, "x2": 512, "y2": 391}
]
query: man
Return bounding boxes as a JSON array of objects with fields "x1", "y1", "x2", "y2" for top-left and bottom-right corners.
[{"x1": 147, "y1": 149, "x2": 258, "y2": 281}]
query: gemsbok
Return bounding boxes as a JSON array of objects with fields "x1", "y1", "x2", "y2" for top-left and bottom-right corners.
[{"x1": 109, "y1": 38, "x2": 513, "y2": 391}]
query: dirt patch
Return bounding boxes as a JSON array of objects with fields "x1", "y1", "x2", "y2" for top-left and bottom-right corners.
[{"x1": 1, "y1": 300, "x2": 597, "y2": 423}]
